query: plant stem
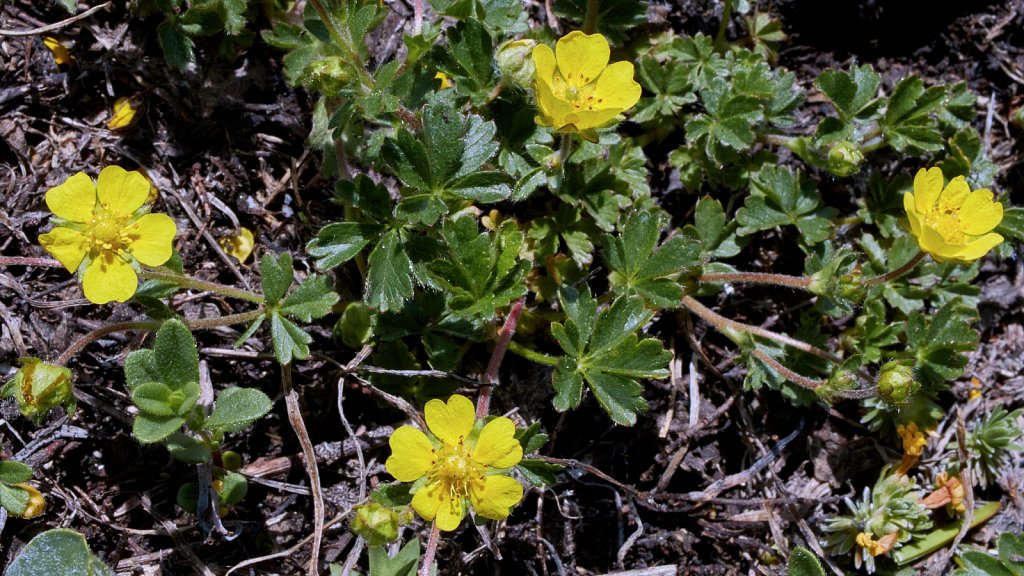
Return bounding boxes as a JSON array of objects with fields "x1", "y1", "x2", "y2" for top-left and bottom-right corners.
[
  {"x1": 283, "y1": 364, "x2": 324, "y2": 576},
  {"x1": 582, "y1": 0, "x2": 599, "y2": 33},
  {"x1": 140, "y1": 268, "x2": 264, "y2": 304},
  {"x1": 477, "y1": 299, "x2": 525, "y2": 419},
  {"x1": 507, "y1": 341, "x2": 560, "y2": 367},
  {"x1": 699, "y1": 271, "x2": 812, "y2": 290},
  {"x1": 713, "y1": 0, "x2": 733, "y2": 52},
  {"x1": 681, "y1": 295, "x2": 843, "y2": 365},
  {"x1": 186, "y1": 309, "x2": 265, "y2": 330},
  {"x1": 419, "y1": 521, "x2": 441, "y2": 576},
  {"x1": 751, "y1": 349, "x2": 824, "y2": 390},
  {"x1": 306, "y1": 0, "x2": 375, "y2": 91},
  {"x1": 864, "y1": 251, "x2": 926, "y2": 286},
  {"x1": 0, "y1": 256, "x2": 64, "y2": 268}
]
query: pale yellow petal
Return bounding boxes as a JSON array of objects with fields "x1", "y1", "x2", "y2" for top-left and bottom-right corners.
[
  {"x1": 903, "y1": 192, "x2": 921, "y2": 237},
  {"x1": 45, "y1": 172, "x2": 96, "y2": 223},
  {"x1": 412, "y1": 481, "x2": 465, "y2": 531},
  {"x1": 951, "y1": 233, "x2": 1003, "y2": 263},
  {"x1": 96, "y1": 166, "x2": 150, "y2": 216},
  {"x1": 82, "y1": 252, "x2": 137, "y2": 304},
  {"x1": 937, "y1": 176, "x2": 970, "y2": 214},
  {"x1": 555, "y1": 31, "x2": 609, "y2": 87},
  {"x1": 424, "y1": 395, "x2": 476, "y2": 446},
  {"x1": 531, "y1": 43, "x2": 557, "y2": 85},
  {"x1": 472, "y1": 417, "x2": 523, "y2": 469},
  {"x1": 958, "y1": 189, "x2": 1003, "y2": 235},
  {"x1": 38, "y1": 227, "x2": 89, "y2": 272},
  {"x1": 385, "y1": 426, "x2": 435, "y2": 482},
  {"x1": 913, "y1": 167, "x2": 943, "y2": 214},
  {"x1": 469, "y1": 475, "x2": 523, "y2": 521},
  {"x1": 125, "y1": 213, "x2": 176, "y2": 266}
]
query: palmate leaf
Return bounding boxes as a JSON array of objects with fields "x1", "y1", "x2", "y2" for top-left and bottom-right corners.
[
  {"x1": 906, "y1": 298, "x2": 978, "y2": 387},
  {"x1": 604, "y1": 210, "x2": 701, "y2": 309},
  {"x1": 550, "y1": 287, "x2": 670, "y2": 426},
  {"x1": 736, "y1": 165, "x2": 835, "y2": 244},
  {"x1": 881, "y1": 76, "x2": 945, "y2": 154},
  {"x1": 427, "y1": 19, "x2": 496, "y2": 105},
  {"x1": 815, "y1": 64, "x2": 882, "y2": 122}
]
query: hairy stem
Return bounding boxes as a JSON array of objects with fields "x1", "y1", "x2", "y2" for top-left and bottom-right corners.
[
  {"x1": 140, "y1": 268, "x2": 264, "y2": 304},
  {"x1": 751, "y1": 349, "x2": 824, "y2": 390},
  {"x1": 864, "y1": 250, "x2": 926, "y2": 286},
  {"x1": 699, "y1": 272, "x2": 812, "y2": 290},
  {"x1": 419, "y1": 521, "x2": 441, "y2": 576},
  {"x1": 0, "y1": 256, "x2": 64, "y2": 268},
  {"x1": 507, "y1": 341, "x2": 560, "y2": 367},
  {"x1": 477, "y1": 299, "x2": 525, "y2": 419}
]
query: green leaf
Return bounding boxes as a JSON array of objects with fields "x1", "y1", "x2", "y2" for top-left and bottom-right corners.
[
  {"x1": 550, "y1": 288, "x2": 670, "y2": 425},
  {"x1": 270, "y1": 313, "x2": 313, "y2": 365},
  {"x1": 366, "y1": 231, "x2": 415, "y2": 312},
  {"x1": 218, "y1": 0, "x2": 246, "y2": 35},
  {"x1": 280, "y1": 275, "x2": 339, "y2": 321},
  {"x1": 550, "y1": 0, "x2": 645, "y2": 43},
  {"x1": 906, "y1": 299, "x2": 979, "y2": 386},
  {"x1": 131, "y1": 381, "x2": 176, "y2": 416},
  {"x1": 815, "y1": 65, "x2": 881, "y2": 121},
  {"x1": 306, "y1": 222, "x2": 382, "y2": 270},
  {"x1": 0, "y1": 483, "x2": 30, "y2": 516},
  {"x1": 686, "y1": 89, "x2": 763, "y2": 164},
  {"x1": 164, "y1": 432, "x2": 212, "y2": 463},
  {"x1": 881, "y1": 76, "x2": 945, "y2": 154},
  {"x1": 124, "y1": 349, "x2": 159, "y2": 392},
  {"x1": 516, "y1": 458, "x2": 563, "y2": 486},
  {"x1": 133, "y1": 413, "x2": 187, "y2": 444},
  {"x1": 604, "y1": 210, "x2": 702, "y2": 308},
  {"x1": 368, "y1": 539, "x2": 420, "y2": 576},
  {"x1": 153, "y1": 319, "x2": 200, "y2": 389},
  {"x1": 514, "y1": 422, "x2": 550, "y2": 454},
  {"x1": 683, "y1": 196, "x2": 742, "y2": 259},
  {"x1": 205, "y1": 387, "x2": 273, "y2": 433},
  {"x1": 736, "y1": 165, "x2": 835, "y2": 244},
  {"x1": 261, "y1": 252, "x2": 294, "y2": 306},
  {"x1": 996, "y1": 207, "x2": 1024, "y2": 243},
  {"x1": 428, "y1": 19, "x2": 495, "y2": 105},
  {"x1": 5, "y1": 529, "x2": 114, "y2": 576},
  {"x1": 157, "y1": 21, "x2": 194, "y2": 69},
  {"x1": 0, "y1": 460, "x2": 33, "y2": 485},
  {"x1": 218, "y1": 472, "x2": 248, "y2": 505},
  {"x1": 787, "y1": 546, "x2": 827, "y2": 576}
]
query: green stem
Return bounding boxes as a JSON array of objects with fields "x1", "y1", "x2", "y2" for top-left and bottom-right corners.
[
  {"x1": 699, "y1": 271, "x2": 812, "y2": 290},
  {"x1": 0, "y1": 256, "x2": 64, "y2": 268},
  {"x1": 582, "y1": 0, "x2": 599, "y2": 33},
  {"x1": 306, "y1": 0, "x2": 375, "y2": 91},
  {"x1": 140, "y1": 268, "x2": 264, "y2": 304},
  {"x1": 714, "y1": 0, "x2": 733, "y2": 52},
  {"x1": 751, "y1": 349, "x2": 824, "y2": 390},
  {"x1": 186, "y1": 309, "x2": 265, "y2": 330},
  {"x1": 864, "y1": 251, "x2": 926, "y2": 286},
  {"x1": 507, "y1": 341, "x2": 559, "y2": 367}
]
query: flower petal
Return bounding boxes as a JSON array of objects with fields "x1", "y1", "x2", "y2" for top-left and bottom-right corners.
[
  {"x1": 386, "y1": 426, "x2": 435, "y2": 482},
  {"x1": 125, "y1": 213, "x2": 177, "y2": 266},
  {"x1": 958, "y1": 189, "x2": 1003, "y2": 235},
  {"x1": 913, "y1": 167, "x2": 943, "y2": 214},
  {"x1": 917, "y1": 223, "x2": 954, "y2": 262},
  {"x1": 903, "y1": 192, "x2": 921, "y2": 237},
  {"x1": 531, "y1": 43, "x2": 557, "y2": 85},
  {"x1": 412, "y1": 481, "x2": 465, "y2": 531},
  {"x1": 592, "y1": 61, "x2": 642, "y2": 110},
  {"x1": 534, "y1": 72, "x2": 576, "y2": 129},
  {"x1": 45, "y1": 172, "x2": 96, "y2": 223},
  {"x1": 951, "y1": 232, "x2": 1003, "y2": 263},
  {"x1": 96, "y1": 166, "x2": 151, "y2": 216},
  {"x1": 469, "y1": 475, "x2": 523, "y2": 521},
  {"x1": 555, "y1": 31, "x2": 609, "y2": 87},
  {"x1": 82, "y1": 251, "x2": 138, "y2": 304},
  {"x1": 38, "y1": 227, "x2": 89, "y2": 272},
  {"x1": 424, "y1": 394, "x2": 476, "y2": 446},
  {"x1": 472, "y1": 417, "x2": 523, "y2": 469},
  {"x1": 937, "y1": 176, "x2": 970, "y2": 214}
]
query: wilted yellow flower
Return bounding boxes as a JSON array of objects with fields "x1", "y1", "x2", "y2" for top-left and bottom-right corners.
[
  {"x1": 42, "y1": 36, "x2": 74, "y2": 66},
  {"x1": 968, "y1": 376, "x2": 982, "y2": 401},
  {"x1": 531, "y1": 31, "x2": 641, "y2": 139},
  {"x1": 38, "y1": 166, "x2": 177, "y2": 304},
  {"x1": 897, "y1": 422, "x2": 927, "y2": 457},
  {"x1": 904, "y1": 167, "x2": 1003, "y2": 264},
  {"x1": 219, "y1": 227, "x2": 255, "y2": 263},
  {"x1": 108, "y1": 96, "x2": 138, "y2": 130},
  {"x1": 386, "y1": 394, "x2": 523, "y2": 531},
  {"x1": 11, "y1": 484, "x2": 46, "y2": 518},
  {"x1": 434, "y1": 71, "x2": 453, "y2": 90}
]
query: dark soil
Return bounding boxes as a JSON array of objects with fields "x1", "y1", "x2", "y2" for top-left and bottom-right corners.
[{"x1": 1, "y1": 1, "x2": 1023, "y2": 575}]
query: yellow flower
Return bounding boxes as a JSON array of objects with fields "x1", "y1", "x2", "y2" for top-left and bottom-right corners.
[
  {"x1": 968, "y1": 376, "x2": 982, "y2": 401},
  {"x1": 896, "y1": 422, "x2": 927, "y2": 457},
  {"x1": 42, "y1": 36, "x2": 74, "y2": 66},
  {"x1": 11, "y1": 483, "x2": 46, "y2": 518},
  {"x1": 903, "y1": 167, "x2": 1003, "y2": 264},
  {"x1": 219, "y1": 227, "x2": 255, "y2": 263},
  {"x1": 386, "y1": 394, "x2": 523, "y2": 531},
  {"x1": 108, "y1": 96, "x2": 138, "y2": 130},
  {"x1": 531, "y1": 31, "x2": 641, "y2": 139},
  {"x1": 434, "y1": 71, "x2": 453, "y2": 90},
  {"x1": 38, "y1": 166, "x2": 177, "y2": 304}
]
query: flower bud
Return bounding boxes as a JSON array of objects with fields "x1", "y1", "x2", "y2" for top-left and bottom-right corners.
[
  {"x1": 2, "y1": 358, "x2": 74, "y2": 423},
  {"x1": 877, "y1": 361, "x2": 919, "y2": 407},
  {"x1": 817, "y1": 369, "x2": 860, "y2": 404},
  {"x1": 300, "y1": 56, "x2": 351, "y2": 95},
  {"x1": 827, "y1": 141, "x2": 865, "y2": 178},
  {"x1": 495, "y1": 39, "x2": 536, "y2": 90},
  {"x1": 220, "y1": 450, "x2": 242, "y2": 471},
  {"x1": 350, "y1": 502, "x2": 402, "y2": 546}
]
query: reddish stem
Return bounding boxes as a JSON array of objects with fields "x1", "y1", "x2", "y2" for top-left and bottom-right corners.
[
  {"x1": 477, "y1": 298, "x2": 525, "y2": 419},
  {"x1": 0, "y1": 256, "x2": 64, "y2": 268}
]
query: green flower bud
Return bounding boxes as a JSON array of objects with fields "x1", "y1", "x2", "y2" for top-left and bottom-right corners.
[
  {"x1": 220, "y1": 450, "x2": 242, "y2": 471},
  {"x1": 877, "y1": 361, "x2": 919, "y2": 407},
  {"x1": 495, "y1": 39, "x2": 537, "y2": 90},
  {"x1": 300, "y1": 56, "x2": 351, "y2": 94},
  {"x1": 817, "y1": 369, "x2": 860, "y2": 404},
  {"x1": 350, "y1": 502, "x2": 403, "y2": 546},
  {"x1": 2, "y1": 358, "x2": 74, "y2": 423},
  {"x1": 826, "y1": 141, "x2": 865, "y2": 178}
]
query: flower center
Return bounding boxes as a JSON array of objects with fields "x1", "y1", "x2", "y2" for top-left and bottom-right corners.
[
  {"x1": 429, "y1": 441, "x2": 483, "y2": 502},
  {"x1": 922, "y1": 209, "x2": 966, "y2": 245},
  {"x1": 87, "y1": 211, "x2": 131, "y2": 252},
  {"x1": 551, "y1": 74, "x2": 604, "y2": 112}
]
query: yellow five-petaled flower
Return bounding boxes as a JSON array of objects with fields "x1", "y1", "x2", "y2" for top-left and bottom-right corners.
[
  {"x1": 386, "y1": 394, "x2": 523, "y2": 531},
  {"x1": 904, "y1": 167, "x2": 1003, "y2": 264},
  {"x1": 38, "y1": 166, "x2": 177, "y2": 304},
  {"x1": 531, "y1": 31, "x2": 641, "y2": 140}
]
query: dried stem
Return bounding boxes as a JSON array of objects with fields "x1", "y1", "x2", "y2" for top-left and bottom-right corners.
[
  {"x1": 699, "y1": 271, "x2": 812, "y2": 290},
  {"x1": 477, "y1": 298, "x2": 525, "y2": 419},
  {"x1": 282, "y1": 364, "x2": 324, "y2": 576},
  {"x1": 0, "y1": 2, "x2": 112, "y2": 37}
]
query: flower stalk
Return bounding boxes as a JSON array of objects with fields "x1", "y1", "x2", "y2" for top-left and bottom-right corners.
[{"x1": 139, "y1": 268, "x2": 264, "y2": 304}]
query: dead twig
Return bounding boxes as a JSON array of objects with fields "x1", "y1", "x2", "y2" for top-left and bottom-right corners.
[
  {"x1": 0, "y1": 2, "x2": 112, "y2": 37},
  {"x1": 283, "y1": 364, "x2": 325, "y2": 575}
]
